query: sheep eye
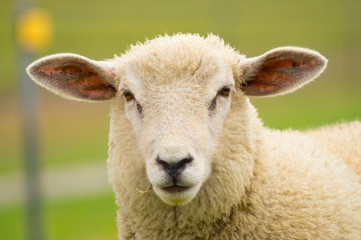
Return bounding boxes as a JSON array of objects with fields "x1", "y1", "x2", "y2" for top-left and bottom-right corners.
[
  {"x1": 209, "y1": 87, "x2": 231, "y2": 112},
  {"x1": 124, "y1": 91, "x2": 135, "y2": 102},
  {"x1": 218, "y1": 87, "x2": 231, "y2": 97}
]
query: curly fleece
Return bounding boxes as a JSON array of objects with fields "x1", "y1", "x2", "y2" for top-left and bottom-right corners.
[{"x1": 106, "y1": 34, "x2": 361, "y2": 239}]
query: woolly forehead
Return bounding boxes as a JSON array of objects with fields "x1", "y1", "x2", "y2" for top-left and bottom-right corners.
[
  {"x1": 118, "y1": 55, "x2": 234, "y2": 101},
  {"x1": 114, "y1": 35, "x2": 243, "y2": 94}
]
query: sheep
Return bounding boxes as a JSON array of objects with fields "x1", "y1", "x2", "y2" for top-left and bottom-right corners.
[
  {"x1": 26, "y1": 33, "x2": 361, "y2": 240},
  {"x1": 304, "y1": 121, "x2": 361, "y2": 180}
]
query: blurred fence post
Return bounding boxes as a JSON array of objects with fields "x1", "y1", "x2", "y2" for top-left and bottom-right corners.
[
  {"x1": 18, "y1": 44, "x2": 43, "y2": 240},
  {"x1": 15, "y1": 2, "x2": 53, "y2": 240}
]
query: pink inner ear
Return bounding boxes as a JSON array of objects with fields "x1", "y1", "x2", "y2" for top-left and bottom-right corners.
[
  {"x1": 36, "y1": 59, "x2": 116, "y2": 100},
  {"x1": 242, "y1": 55, "x2": 324, "y2": 96}
]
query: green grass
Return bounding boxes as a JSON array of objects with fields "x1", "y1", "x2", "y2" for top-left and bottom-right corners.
[
  {"x1": 0, "y1": 95, "x2": 110, "y2": 174},
  {"x1": 252, "y1": 88, "x2": 361, "y2": 130},
  {"x1": 0, "y1": 192, "x2": 117, "y2": 240}
]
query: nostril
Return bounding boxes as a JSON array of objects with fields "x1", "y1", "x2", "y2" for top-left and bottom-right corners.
[
  {"x1": 156, "y1": 155, "x2": 194, "y2": 179},
  {"x1": 175, "y1": 156, "x2": 193, "y2": 169},
  {"x1": 156, "y1": 157, "x2": 169, "y2": 169}
]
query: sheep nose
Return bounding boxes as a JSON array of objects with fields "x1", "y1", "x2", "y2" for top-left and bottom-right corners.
[{"x1": 156, "y1": 156, "x2": 193, "y2": 179}]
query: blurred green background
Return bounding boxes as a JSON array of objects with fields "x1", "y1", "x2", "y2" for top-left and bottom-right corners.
[{"x1": 1, "y1": 0, "x2": 360, "y2": 239}]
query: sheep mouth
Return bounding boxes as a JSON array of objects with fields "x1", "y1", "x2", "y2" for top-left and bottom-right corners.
[
  {"x1": 155, "y1": 183, "x2": 201, "y2": 205},
  {"x1": 162, "y1": 185, "x2": 191, "y2": 193}
]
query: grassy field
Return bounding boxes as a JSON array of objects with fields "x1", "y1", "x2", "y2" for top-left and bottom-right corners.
[
  {"x1": 0, "y1": 0, "x2": 360, "y2": 239},
  {"x1": 0, "y1": 192, "x2": 117, "y2": 240}
]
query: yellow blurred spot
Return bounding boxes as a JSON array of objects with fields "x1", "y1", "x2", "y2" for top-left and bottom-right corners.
[{"x1": 16, "y1": 8, "x2": 54, "y2": 53}]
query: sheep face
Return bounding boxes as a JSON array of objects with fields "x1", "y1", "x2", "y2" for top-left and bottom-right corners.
[
  {"x1": 118, "y1": 57, "x2": 235, "y2": 205},
  {"x1": 26, "y1": 34, "x2": 327, "y2": 207}
]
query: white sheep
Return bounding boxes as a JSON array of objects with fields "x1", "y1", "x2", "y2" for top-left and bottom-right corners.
[{"x1": 27, "y1": 34, "x2": 361, "y2": 240}]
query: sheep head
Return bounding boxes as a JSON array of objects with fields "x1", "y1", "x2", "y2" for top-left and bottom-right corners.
[{"x1": 27, "y1": 34, "x2": 327, "y2": 206}]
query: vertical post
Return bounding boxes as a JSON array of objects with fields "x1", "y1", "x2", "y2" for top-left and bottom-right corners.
[
  {"x1": 18, "y1": 46, "x2": 43, "y2": 240},
  {"x1": 15, "y1": 3, "x2": 43, "y2": 238},
  {"x1": 15, "y1": 2, "x2": 52, "y2": 240}
]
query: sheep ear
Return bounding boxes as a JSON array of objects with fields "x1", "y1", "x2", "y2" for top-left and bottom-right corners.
[
  {"x1": 240, "y1": 47, "x2": 327, "y2": 97},
  {"x1": 26, "y1": 53, "x2": 117, "y2": 101}
]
